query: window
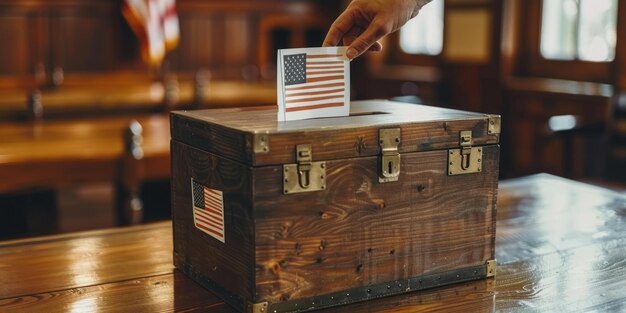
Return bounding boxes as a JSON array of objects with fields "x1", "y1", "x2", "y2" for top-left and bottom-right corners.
[
  {"x1": 540, "y1": 0, "x2": 617, "y2": 62},
  {"x1": 399, "y1": 0, "x2": 444, "y2": 55}
]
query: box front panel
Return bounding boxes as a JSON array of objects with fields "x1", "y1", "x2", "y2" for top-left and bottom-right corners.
[
  {"x1": 171, "y1": 140, "x2": 255, "y2": 304},
  {"x1": 253, "y1": 145, "x2": 498, "y2": 304}
]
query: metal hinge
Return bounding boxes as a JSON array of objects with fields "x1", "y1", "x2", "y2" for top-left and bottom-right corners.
[
  {"x1": 448, "y1": 131, "x2": 483, "y2": 175},
  {"x1": 487, "y1": 115, "x2": 501, "y2": 135},
  {"x1": 253, "y1": 133, "x2": 269, "y2": 153},
  {"x1": 486, "y1": 259, "x2": 497, "y2": 278},
  {"x1": 248, "y1": 301, "x2": 269, "y2": 313},
  {"x1": 379, "y1": 128, "x2": 401, "y2": 183},
  {"x1": 283, "y1": 145, "x2": 326, "y2": 194}
]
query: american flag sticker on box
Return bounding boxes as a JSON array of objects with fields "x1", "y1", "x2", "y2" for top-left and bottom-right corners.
[
  {"x1": 191, "y1": 179, "x2": 225, "y2": 243},
  {"x1": 277, "y1": 46, "x2": 350, "y2": 121}
]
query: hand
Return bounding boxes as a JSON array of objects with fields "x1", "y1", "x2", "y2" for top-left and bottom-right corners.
[{"x1": 323, "y1": 0, "x2": 432, "y2": 59}]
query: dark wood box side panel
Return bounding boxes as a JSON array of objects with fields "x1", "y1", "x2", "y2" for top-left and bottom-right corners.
[
  {"x1": 170, "y1": 114, "x2": 251, "y2": 165},
  {"x1": 252, "y1": 146, "x2": 498, "y2": 303},
  {"x1": 171, "y1": 140, "x2": 255, "y2": 300}
]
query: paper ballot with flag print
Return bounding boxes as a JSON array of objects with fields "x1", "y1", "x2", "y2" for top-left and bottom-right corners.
[
  {"x1": 191, "y1": 179, "x2": 225, "y2": 243},
  {"x1": 277, "y1": 47, "x2": 350, "y2": 121}
]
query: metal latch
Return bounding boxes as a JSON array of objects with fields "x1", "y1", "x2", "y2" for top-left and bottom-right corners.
[
  {"x1": 283, "y1": 145, "x2": 326, "y2": 194},
  {"x1": 379, "y1": 128, "x2": 401, "y2": 183},
  {"x1": 448, "y1": 130, "x2": 482, "y2": 175}
]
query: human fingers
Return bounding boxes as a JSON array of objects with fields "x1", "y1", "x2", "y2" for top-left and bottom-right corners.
[
  {"x1": 341, "y1": 26, "x2": 363, "y2": 46},
  {"x1": 346, "y1": 18, "x2": 392, "y2": 59},
  {"x1": 368, "y1": 41, "x2": 383, "y2": 52},
  {"x1": 323, "y1": 9, "x2": 356, "y2": 47},
  {"x1": 341, "y1": 26, "x2": 382, "y2": 53}
]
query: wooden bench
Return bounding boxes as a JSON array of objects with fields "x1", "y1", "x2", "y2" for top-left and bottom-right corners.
[
  {"x1": 0, "y1": 74, "x2": 276, "y2": 120},
  {"x1": 0, "y1": 114, "x2": 171, "y2": 234}
]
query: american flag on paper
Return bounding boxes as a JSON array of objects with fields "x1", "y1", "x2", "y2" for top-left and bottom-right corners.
[
  {"x1": 277, "y1": 47, "x2": 350, "y2": 121},
  {"x1": 122, "y1": 0, "x2": 180, "y2": 67},
  {"x1": 191, "y1": 179, "x2": 225, "y2": 243}
]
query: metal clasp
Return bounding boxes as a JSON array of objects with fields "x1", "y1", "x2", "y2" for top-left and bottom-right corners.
[
  {"x1": 283, "y1": 145, "x2": 326, "y2": 194},
  {"x1": 460, "y1": 131, "x2": 473, "y2": 170},
  {"x1": 296, "y1": 145, "x2": 312, "y2": 188},
  {"x1": 448, "y1": 131, "x2": 482, "y2": 175},
  {"x1": 379, "y1": 128, "x2": 401, "y2": 183}
]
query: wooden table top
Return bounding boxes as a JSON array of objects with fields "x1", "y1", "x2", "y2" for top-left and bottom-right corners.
[{"x1": 1, "y1": 173, "x2": 625, "y2": 312}]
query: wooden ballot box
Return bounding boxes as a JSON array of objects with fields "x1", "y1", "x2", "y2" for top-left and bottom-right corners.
[{"x1": 170, "y1": 100, "x2": 500, "y2": 313}]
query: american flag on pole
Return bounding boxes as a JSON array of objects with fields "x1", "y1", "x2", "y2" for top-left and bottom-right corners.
[
  {"x1": 278, "y1": 47, "x2": 350, "y2": 121},
  {"x1": 191, "y1": 179, "x2": 225, "y2": 243},
  {"x1": 122, "y1": 0, "x2": 180, "y2": 67}
]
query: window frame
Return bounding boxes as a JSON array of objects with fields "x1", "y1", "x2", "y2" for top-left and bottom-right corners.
[
  {"x1": 392, "y1": 31, "x2": 441, "y2": 66},
  {"x1": 390, "y1": 0, "x2": 445, "y2": 67},
  {"x1": 523, "y1": 0, "x2": 614, "y2": 83}
]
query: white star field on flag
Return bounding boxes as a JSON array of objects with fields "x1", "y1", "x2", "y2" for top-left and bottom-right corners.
[{"x1": 284, "y1": 53, "x2": 307, "y2": 85}]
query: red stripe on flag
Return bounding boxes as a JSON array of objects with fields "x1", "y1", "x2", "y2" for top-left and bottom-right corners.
[
  {"x1": 195, "y1": 218, "x2": 223, "y2": 233},
  {"x1": 204, "y1": 188, "x2": 221, "y2": 196},
  {"x1": 198, "y1": 204, "x2": 223, "y2": 218},
  {"x1": 195, "y1": 212, "x2": 223, "y2": 228},
  {"x1": 306, "y1": 75, "x2": 344, "y2": 83},
  {"x1": 195, "y1": 207, "x2": 223, "y2": 221},
  {"x1": 195, "y1": 222, "x2": 224, "y2": 238},
  {"x1": 306, "y1": 65, "x2": 344, "y2": 70},
  {"x1": 204, "y1": 197, "x2": 223, "y2": 208},
  {"x1": 306, "y1": 61, "x2": 343, "y2": 66},
  {"x1": 286, "y1": 94, "x2": 346, "y2": 104},
  {"x1": 306, "y1": 54, "x2": 343, "y2": 58},
  {"x1": 285, "y1": 102, "x2": 345, "y2": 112},
  {"x1": 286, "y1": 82, "x2": 344, "y2": 91},
  {"x1": 286, "y1": 88, "x2": 345, "y2": 97},
  {"x1": 305, "y1": 70, "x2": 344, "y2": 75}
]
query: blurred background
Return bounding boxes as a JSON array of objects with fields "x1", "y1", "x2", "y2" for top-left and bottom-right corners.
[{"x1": 1, "y1": 0, "x2": 625, "y2": 240}]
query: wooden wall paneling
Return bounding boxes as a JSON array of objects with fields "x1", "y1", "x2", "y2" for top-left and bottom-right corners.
[
  {"x1": 49, "y1": 4, "x2": 119, "y2": 74},
  {"x1": 0, "y1": 11, "x2": 33, "y2": 76},
  {"x1": 500, "y1": 0, "x2": 522, "y2": 78},
  {"x1": 443, "y1": 8, "x2": 492, "y2": 63},
  {"x1": 439, "y1": 1, "x2": 502, "y2": 114},
  {"x1": 257, "y1": 15, "x2": 301, "y2": 73},
  {"x1": 0, "y1": 7, "x2": 48, "y2": 86},
  {"x1": 170, "y1": 12, "x2": 217, "y2": 73},
  {"x1": 223, "y1": 14, "x2": 253, "y2": 80},
  {"x1": 0, "y1": 0, "x2": 338, "y2": 117}
]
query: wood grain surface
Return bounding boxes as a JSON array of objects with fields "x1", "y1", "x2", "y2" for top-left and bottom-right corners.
[
  {"x1": 171, "y1": 140, "x2": 256, "y2": 301},
  {"x1": 1, "y1": 174, "x2": 626, "y2": 312},
  {"x1": 252, "y1": 146, "x2": 498, "y2": 302},
  {"x1": 171, "y1": 100, "x2": 500, "y2": 166}
]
